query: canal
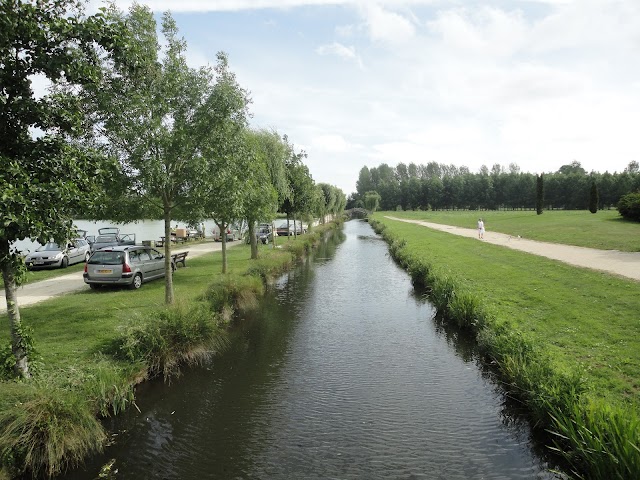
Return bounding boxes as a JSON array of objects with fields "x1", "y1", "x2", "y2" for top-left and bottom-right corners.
[{"x1": 67, "y1": 220, "x2": 554, "y2": 479}]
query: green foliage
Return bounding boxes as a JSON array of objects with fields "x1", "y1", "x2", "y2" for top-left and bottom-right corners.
[
  {"x1": 547, "y1": 399, "x2": 640, "y2": 479},
  {"x1": 352, "y1": 160, "x2": 639, "y2": 211},
  {"x1": 113, "y1": 302, "x2": 228, "y2": 379},
  {"x1": 0, "y1": 387, "x2": 105, "y2": 478},
  {"x1": 617, "y1": 192, "x2": 640, "y2": 222}
]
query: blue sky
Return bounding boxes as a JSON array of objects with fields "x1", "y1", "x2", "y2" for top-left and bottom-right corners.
[{"x1": 89, "y1": 0, "x2": 640, "y2": 195}]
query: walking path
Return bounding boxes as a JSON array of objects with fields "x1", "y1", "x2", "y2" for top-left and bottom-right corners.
[
  {"x1": 385, "y1": 216, "x2": 640, "y2": 282},
  {"x1": 1, "y1": 240, "x2": 240, "y2": 313}
]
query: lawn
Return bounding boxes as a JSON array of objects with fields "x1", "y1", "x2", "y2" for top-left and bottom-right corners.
[{"x1": 385, "y1": 209, "x2": 640, "y2": 251}]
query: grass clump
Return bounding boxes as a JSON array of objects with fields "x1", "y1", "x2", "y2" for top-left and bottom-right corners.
[
  {"x1": 113, "y1": 302, "x2": 228, "y2": 380},
  {"x1": 0, "y1": 384, "x2": 104, "y2": 479}
]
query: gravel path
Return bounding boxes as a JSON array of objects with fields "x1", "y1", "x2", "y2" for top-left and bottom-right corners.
[
  {"x1": 385, "y1": 216, "x2": 640, "y2": 282},
  {"x1": 1, "y1": 240, "x2": 240, "y2": 313}
]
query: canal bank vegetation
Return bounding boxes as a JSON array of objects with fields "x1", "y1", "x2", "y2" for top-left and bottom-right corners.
[
  {"x1": 370, "y1": 215, "x2": 640, "y2": 479},
  {"x1": 0, "y1": 222, "x2": 340, "y2": 478}
]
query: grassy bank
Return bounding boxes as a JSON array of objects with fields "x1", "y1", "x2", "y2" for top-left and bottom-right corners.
[
  {"x1": 386, "y1": 209, "x2": 640, "y2": 252},
  {"x1": 0, "y1": 223, "x2": 339, "y2": 478},
  {"x1": 370, "y1": 214, "x2": 639, "y2": 478}
]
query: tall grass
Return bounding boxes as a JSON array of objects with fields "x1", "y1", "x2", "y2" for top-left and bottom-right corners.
[
  {"x1": 113, "y1": 301, "x2": 229, "y2": 380},
  {"x1": 0, "y1": 385, "x2": 105, "y2": 478}
]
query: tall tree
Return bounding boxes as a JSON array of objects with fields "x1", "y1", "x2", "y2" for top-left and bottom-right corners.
[
  {"x1": 536, "y1": 174, "x2": 544, "y2": 215},
  {"x1": 198, "y1": 53, "x2": 251, "y2": 273},
  {"x1": 242, "y1": 129, "x2": 286, "y2": 259},
  {"x1": 81, "y1": 6, "x2": 231, "y2": 300},
  {"x1": 364, "y1": 191, "x2": 381, "y2": 212},
  {"x1": 0, "y1": 0, "x2": 125, "y2": 377},
  {"x1": 589, "y1": 180, "x2": 599, "y2": 214}
]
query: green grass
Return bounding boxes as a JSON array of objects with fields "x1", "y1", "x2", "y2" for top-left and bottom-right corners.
[
  {"x1": 0, "y1": 226, "x2": 334, "y2": 477},
  {"x1": 372, "y1": 214, "x2": 640, "y2": 478},
  {"x1": 373, "y1": 214, "x2": 640, "y2": 403},
  {"x1": 385, "y1": 209, "x2": 640, "y2": 252}
]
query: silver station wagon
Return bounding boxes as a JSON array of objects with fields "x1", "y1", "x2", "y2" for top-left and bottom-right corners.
[{"x1": 83, "y1": 245, "x2": 169, "y2": 290}]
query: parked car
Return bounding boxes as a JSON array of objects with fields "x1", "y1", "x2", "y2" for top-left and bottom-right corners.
[
  {"x1": 24, "y1": 239, "x2": 91, "y2": 270},
  {"x1": 212, "y1": 225, "x2": 240, "y2": 242},
  {"x1": 90, "y1": 227, "x2": 136, "y2": 252},
  {"x1": 247, "y1": 223, "x2": 273, "y2": 244},
  {"x1": 276, "y1": 220, "x2": 306, "y2": 236},
  {"x1": 83, "y1": 245, "x2": 169, "y2": 290}
]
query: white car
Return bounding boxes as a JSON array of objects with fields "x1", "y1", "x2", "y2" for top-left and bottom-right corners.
[{"x1": 24, "y1": 239, "x2": 91, "y2": 270}]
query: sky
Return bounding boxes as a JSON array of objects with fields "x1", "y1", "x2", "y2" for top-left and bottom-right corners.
[{"x1": 88, "y1": 0, "x2": 640, "y2": 195}]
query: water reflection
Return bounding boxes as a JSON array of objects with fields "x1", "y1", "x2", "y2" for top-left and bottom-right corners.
[{"x1": 64, "y1": 220, "x2": 556, "y2": 479}]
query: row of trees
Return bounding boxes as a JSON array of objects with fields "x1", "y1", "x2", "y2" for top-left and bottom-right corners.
[
  {"x1": 349, "y1": 160, "x2": 640, "y2": 212},
  {"x1": 1, "y1": 2, "x2": 344, "y2": 378}
]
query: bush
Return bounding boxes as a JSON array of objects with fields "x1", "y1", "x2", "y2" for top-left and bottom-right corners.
[{"x1": 617, "y1": 192, "x2": 640, "y2": 221}]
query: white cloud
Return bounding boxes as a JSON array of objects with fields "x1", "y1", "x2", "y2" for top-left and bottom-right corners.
[
  {"x1": 361, "y1": 4, "x2": 416, "y2": 45},
  {"x1": 310, "y1": 134, "x2": 361, "y2": 153},
  {"x1": 316, "y1": 42, "x2": 364, "y2": 68},
  {"x1": 81, "y1": 0, "x2": 640, "y2": 194}
]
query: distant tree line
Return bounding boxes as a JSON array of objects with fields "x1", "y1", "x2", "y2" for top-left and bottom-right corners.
[{"x1": 348, "y1": 160, "x2": 640, "y2": 212}]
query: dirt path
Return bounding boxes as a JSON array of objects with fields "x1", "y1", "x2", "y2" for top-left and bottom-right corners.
[
  {"x1": 385, "y1": 216, "x2": 640, "y2": 282},
  {"x1": 1, "y1": 240, "x2": 241, "y2": 313}
]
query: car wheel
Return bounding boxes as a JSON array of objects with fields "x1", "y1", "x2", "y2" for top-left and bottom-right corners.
[
  {"x1": 85, "y1": 252, "x2": 90, "y2": 262},
  {"x1": 89, "y1": 283, "x2": 100, "y2": 290},
  {"x1": 61, "y1": 256, "x2": 69, "y2": 268},
  {"x1": 129, "y1": 273, "x2": 143, "y2": 290}
]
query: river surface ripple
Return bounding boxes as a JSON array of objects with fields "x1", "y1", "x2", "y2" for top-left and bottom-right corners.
[{"x1": 66, "y1": 220, "x2": 555, "y2": 479}]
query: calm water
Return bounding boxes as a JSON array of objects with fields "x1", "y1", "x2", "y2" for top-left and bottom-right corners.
[{"x1": 65, "y1": 220, "x2": 555, "y2": 479}]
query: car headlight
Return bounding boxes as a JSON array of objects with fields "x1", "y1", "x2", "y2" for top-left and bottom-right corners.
[{"x1": 54, "y1": 252, "x2": 63, "y2": 259}]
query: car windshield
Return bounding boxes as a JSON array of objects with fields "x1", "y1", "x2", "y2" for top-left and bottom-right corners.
[
  {"x1": 88, "y1": 251, "x2": 124, "y2": 265},
  {"x1": 95, "y1": 235, "x2": 117, "y2": 243},
  {"x1": 37, "y1": 243, "x2": 61, "y2": 252}
]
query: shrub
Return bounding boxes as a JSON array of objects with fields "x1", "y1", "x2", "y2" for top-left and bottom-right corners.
[{"x1": 617, "y1": 192, "x2": 640, "y2": 221}]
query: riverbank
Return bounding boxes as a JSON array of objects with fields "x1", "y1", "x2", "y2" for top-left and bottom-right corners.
[
  {"x1": 370, "y1": 214, "x2": 640, "y2": 479},
  {"x1": 0, "y1": 222, "x2": 340, "y2": 478}
]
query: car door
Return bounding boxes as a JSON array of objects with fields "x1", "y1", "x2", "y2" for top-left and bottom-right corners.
[
  {"x1": 143, "y1": 248, "x2": 164, "y2": 279},
  {"x1": 67, "y1": 242, "x2": 81, "y2": 264}
]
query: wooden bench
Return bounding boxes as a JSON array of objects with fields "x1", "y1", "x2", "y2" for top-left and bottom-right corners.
[{"x1": 171, "y1": 251, "x2": 188, "y2": 269}]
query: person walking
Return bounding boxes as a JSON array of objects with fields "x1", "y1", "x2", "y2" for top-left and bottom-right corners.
[{"x1": 477, "y1": 218, "x2": 485, "y2": 239}]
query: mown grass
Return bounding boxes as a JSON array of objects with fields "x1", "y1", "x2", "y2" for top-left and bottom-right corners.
[
  {"x1": 0, "y1": 225, "x2": 335, "y2": 478},
  {"x1": 386, "y1": 209, "x2": 640, "y2": 252},
  {"x1": 371, "y1": 214, "x2": 640, "y2": 479}
]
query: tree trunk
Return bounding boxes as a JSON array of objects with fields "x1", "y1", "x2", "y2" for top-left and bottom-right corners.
[
  {"x1": 248, "y1": 220, "x2": 258, "y2": 260},
  {"x1": 220, "y1": 222, "x2": 228, "y2": 273},
  {"x1": 1, "y1": 239, "x2": 30, "y2": 379},
  {"x1": 163, "y1": 211, "x2": 175, "y2": 304}
]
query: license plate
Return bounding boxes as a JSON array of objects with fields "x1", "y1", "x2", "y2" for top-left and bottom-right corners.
[
  {"x1": 97, "y1": 269, "x2": 113, "y2": 274},
  {"x1": 34, "y1": 261, "x2": 44, "y2": 265}
]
